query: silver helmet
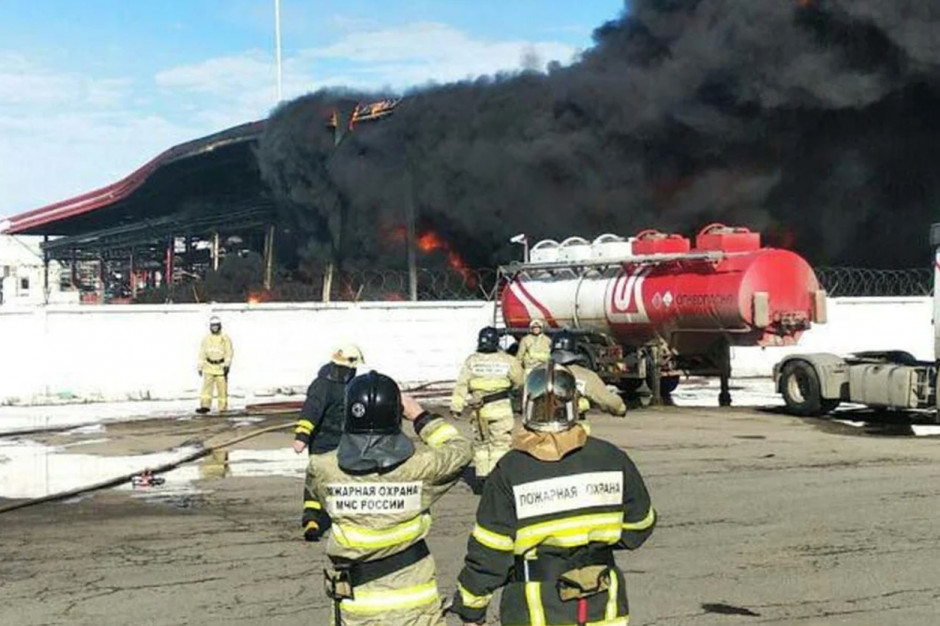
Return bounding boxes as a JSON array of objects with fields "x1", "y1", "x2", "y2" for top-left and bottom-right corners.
[{"x1": 522, "y1": 360, "x2": 579, "y2": 433}]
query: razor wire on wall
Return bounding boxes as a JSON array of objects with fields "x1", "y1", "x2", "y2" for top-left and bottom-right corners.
[
  {"x1": 814, "y1": 267, "x2": 932, "y2": 297},
  {"x1": 138, "y1": 266, "x2": 932, "y2": 304}
]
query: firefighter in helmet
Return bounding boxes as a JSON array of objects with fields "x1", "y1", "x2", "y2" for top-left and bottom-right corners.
[
  {"x1": 516, "y1": 317, "x2": 552, "y2": 371},
  {"x1": 451, "y1": 326, "x2": 524, "y2": 485},
  {"x1": 293, "y1": 344, "x2": 364, "y2": 455},
  {"x1": 303, "y1": 371, "x2": 472, "y2": 626},
  {"x1": 550, "y1": 330, "x2": 626, "y2": 417},
  {"x1": 451, "y1": 360, "x2": 656, "y2": 626},
  {"x1": 196, "y1": 315, "x2": 233, "y2": 413}
]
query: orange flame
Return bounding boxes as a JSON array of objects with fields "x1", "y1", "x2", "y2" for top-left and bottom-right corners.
[
  {"x1": 247, "y1": 290, "x2": 273, "y2": 304},
  {"x1": 383, "y1": 226, "x2": 477, "y2": 287}
]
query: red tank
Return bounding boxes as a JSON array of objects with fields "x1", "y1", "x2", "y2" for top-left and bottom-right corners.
[{"x1": 500, "y1": 224, "x2": 825, "y2": 356}]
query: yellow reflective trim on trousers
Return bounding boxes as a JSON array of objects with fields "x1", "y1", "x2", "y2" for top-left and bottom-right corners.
[
  {"x1": 515, "y1": 512, "x2": 623, "y2": 554},
  {"x1": 469, "y1": 379, "x2": 512, "y2": 391},
  {"x1": 332, "y1": 513, "x2": 431, "y2": 550},
  {"x1": 506, "y1": 618, "x2": 628, "y2": 626},
  {"x1": 458, "y1": 582, "x2": 492, "y2": 609},
  {"x1": 303, "y1": 500, "x2": 321, "y2": 510},
  {"x1": 425, "y1": 422, "x2": 460, "y2": 448},
  {"x1": 304, "y1": 521, "x2": 319, "y2": 532},
  {"x1": 525, "y1": 582, "x2": 546, "y2": 626},
  {"x1": 622, "y1": 507, "x2": 656, "y2": 531},
  {"x1": 472, "y1": 523, "x2": 514, "y2": 552},
  {"x1": 340, "y1": 581, "x2": 439, "y2": 615},
  {"x1": 606, "y1": 568, "x2": 619, "y2": 620}
]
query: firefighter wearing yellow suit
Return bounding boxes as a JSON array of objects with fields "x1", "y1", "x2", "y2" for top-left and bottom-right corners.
[
  {"x1": 196, "y1": 316, "x2": 233, "y2": 414},
  {"x1": 551, "y1": 330, "x2": 626, "y2": 417},
  {"x1": 302, "y1": 371, "x2": 472, "y2": 626},
  {"x1": 451, "y1": 361, "x2": 656, "y2": 626},
  {"x1": 451, "y1": 327, "x2": 524, "y2": 483},
  {"x1": 516, "y1": 318, "x2": 552, "y2": 371}
]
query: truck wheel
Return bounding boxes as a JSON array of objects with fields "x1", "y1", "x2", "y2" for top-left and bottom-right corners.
[
  {"x1": 617, "y1": 379, "x2": 643, "y2": 395},
  {"x1": 780, "y1": 361, "x2": 828, "y2": 416},
  {"x1": 661, "y1": 376, "x2": 680, "y2": 394}
]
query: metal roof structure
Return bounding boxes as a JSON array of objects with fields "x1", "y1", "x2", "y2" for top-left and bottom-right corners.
[{"x1": 2, "y1": 120, "x2": 272, "y2": 257}]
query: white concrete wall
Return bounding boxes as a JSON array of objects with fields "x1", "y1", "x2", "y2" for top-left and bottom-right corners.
[
  {"x1": 0, "y1": 302, "x2": 495, "y2": 405},
  {"x1": 731, "y1": 297, "x2": 933, "y2": 377},
  {"x1": 0, "y1": 297, "x2": 932, "y2": 405}
]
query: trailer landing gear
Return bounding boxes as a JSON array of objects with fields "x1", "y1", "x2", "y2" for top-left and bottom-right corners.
[{"x1": 718, "y1": 339, "x2": 732, "y2": 407}]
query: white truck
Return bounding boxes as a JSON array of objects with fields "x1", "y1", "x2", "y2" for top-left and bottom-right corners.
[{"x1": 773, "y1": 224, "x2": 938, "y2": 420}]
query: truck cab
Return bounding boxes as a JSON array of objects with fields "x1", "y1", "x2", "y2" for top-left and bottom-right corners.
[{"x1": 773, "y1": 223, "x2": 940, "y2": 421}]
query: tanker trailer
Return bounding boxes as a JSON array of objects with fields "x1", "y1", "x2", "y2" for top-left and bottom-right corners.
[
  {"x1": 772, "y1": 224, "x2": 940, "y2": 420},
  {"x1": 498, "y1": 224, "x2": 826, "y2": 406}
]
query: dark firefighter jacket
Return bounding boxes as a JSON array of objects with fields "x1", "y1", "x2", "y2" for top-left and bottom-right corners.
[
  {"x1": 294, "y1": 364, "x2": 355, "y2": 454},
  {"x1": 452, "y1": 425, "x2": 656, "y2": 626}
]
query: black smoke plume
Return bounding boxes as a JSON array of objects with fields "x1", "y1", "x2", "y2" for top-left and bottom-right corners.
[{"x1": 257, "y1": 0, "x2": 940, "y2": 272}]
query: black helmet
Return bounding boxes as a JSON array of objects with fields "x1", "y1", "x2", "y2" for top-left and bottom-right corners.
[
  {"x1": 551, "y1": 330, "x2": 581, "y2": 365},
  {"x1": 337, "y1": 372, "x2": 415, "y2": 472},
  {"x1": 477, "y1": 326, "x2": 500, "y2": 353}
]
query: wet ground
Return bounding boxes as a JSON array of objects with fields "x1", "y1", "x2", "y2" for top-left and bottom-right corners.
[{"x1": 2, "y1": 383, "x2": 940, "y2": 624}]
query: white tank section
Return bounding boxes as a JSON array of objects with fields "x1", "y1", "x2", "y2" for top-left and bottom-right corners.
[
  {"x1": 591, "y1": 234, "x2": 634, "y2": 261},
  {"x1": 558, "y1": 237, "x2": 591, "y2": 262},
  {"x1": 529, "y1": 239, "x2": 559, "y2": 263}
]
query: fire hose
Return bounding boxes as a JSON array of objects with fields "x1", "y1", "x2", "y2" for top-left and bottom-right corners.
[{"x1": 0, "y1": 421, "x2": 294, "y2": 515}]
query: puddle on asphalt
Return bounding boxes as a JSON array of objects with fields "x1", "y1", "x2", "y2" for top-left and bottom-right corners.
[{"x1": 0, "y1": 437, "x2": 305, "y2": 501}]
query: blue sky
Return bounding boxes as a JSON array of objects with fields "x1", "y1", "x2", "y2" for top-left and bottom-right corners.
[{"x1": 0, "y1": 0, "x2": 624, "y2": 219}]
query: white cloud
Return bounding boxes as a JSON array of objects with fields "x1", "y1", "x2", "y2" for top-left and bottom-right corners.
[
  {"x1": 0, "y1": 22, "x2": 577, "y2": 218},
  {"x1": 152, "y1": 21, "x2": 578, "y2": 125},
  {"x1": 304, "y1": 22, "x2": 575, "y2": 81},
  {"x1": 0, "y1": 54, "x2": 199, "y2": 217}
]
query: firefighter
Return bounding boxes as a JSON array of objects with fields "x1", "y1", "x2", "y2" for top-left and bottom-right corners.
[
  {"x1": 451, "y1": 326, "x2": 524, "y2": 484},
  {"x1": 552, "y1": 330, "x2": 626, "y2": 417},
  {"x1": 303, "y1": 371, "x2": 472, "y2": 626},
  {"x1": 196, "y1": 315, "x2": 233, "y2": 414},
  {"x1": 516, "y1": 318, "x2": 552, "y2": 371},
  {"x1": 451, "y1": 360, "x2": 656, "y2": 626},
  {"x1": 292, "y1": 344, "x2": 364, "y2": 455}
]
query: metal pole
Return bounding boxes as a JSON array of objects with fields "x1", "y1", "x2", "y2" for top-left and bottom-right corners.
[
  {"x1": 165, "y1": 237, "x2": 174, "y2": 303},
  {"x1": 129, "y1": 248, "x2": 137, "y2": 300},
  {"x1": 405, "y1": 170, "x2": 417, "y2": 301},
  {"x1": 274, "y1": 0, "x2": 283, "y2": 102},
  {"x1": 42, "y1": 235, "x2": 50, "y2": 305},
  {"x1": 212, "y1": 232, "x2": 220, "y2": 271},
  {"x1": 263, "y1": 224, "x2": 275, "y2": 290}
]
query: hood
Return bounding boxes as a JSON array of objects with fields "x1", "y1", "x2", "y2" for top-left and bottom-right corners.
[
  {"x1": 337, "y1": 432, "x2": 415, "y2": 473},
  {"x1": 511, "y1": 423, "x2": 588, "y2": 462}
]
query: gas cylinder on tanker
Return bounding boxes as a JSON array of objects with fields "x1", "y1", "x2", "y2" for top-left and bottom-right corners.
[{"x1": 498, "y1": 224, "x2": 827, "y2": 406}]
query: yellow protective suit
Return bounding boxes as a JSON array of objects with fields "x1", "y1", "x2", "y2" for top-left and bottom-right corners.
[
  {"x1": 515, "y1": 332, "x2": 552, "y2": 371},
  {"x1": 305, "y1": 415, "x2": 472, "y2": 626},
  {"x1": 568, "y1": 363, "x2": 627, "y2": 417},
  {"x1": 451, "y1": 352, "x2": 524, "y2": 477},
  {"x1": 198, "y1": 332, "x2": 233, "y2": 411}
]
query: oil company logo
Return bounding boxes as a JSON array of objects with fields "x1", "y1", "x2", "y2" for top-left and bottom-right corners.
[{"x1": 607, "y1": 266, "x2": 651, "y2": 324}]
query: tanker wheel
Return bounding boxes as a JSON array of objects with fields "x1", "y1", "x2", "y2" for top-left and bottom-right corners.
[{"x1": 780, "y1": 360, "x2": 829, "y2": 417}]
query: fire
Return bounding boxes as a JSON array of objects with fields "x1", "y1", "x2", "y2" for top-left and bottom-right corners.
[
  {"x1": 416, "y1": 231, "x2": 476, "y2": 286},
  {"x1": 383, "y1": 226, "x2": 477, "y2": 287},
  {"x1": 247, "y1": 290, "x2": 273, "y2": 304}
]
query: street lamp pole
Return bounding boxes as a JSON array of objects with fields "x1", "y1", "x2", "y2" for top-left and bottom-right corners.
[{"x1": 274, "y1": 0, "x2": 283, "y2": 102}]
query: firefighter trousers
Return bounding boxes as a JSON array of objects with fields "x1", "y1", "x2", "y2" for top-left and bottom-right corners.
[
  {"x1": 329, "y1": 553, "x2": 444, "y2": 626},
  {"x1": 200, "y1": 374, "x2": 228, "y2": 411},
  {"x1": 472, "y1": 401, "x2": 514, "y2": 478}
]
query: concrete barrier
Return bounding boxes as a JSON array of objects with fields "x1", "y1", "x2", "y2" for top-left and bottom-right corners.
[
  {"x1": 0, "y1": 297, "x2": 931, "y2": 405},
  {"x1": 0, "y1": 301, "x2": 495, "y2": 405}
]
